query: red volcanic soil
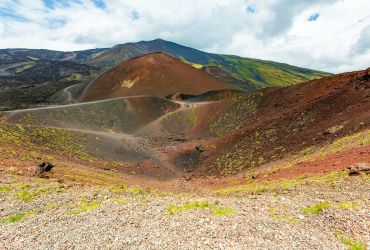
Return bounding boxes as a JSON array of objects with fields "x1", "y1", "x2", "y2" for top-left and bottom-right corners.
[
  {"x1": 80, "y1": 52, "x2": 234, "y2": 102},
  {"x1": 168, "y1": 68, "x2": 370, "y2": 176},
  {"x1": 1, "y1": 65, "x2": 369, "y2": 188},
  {"x1": 267, "y1": 145, "x2": 370, "y2": 181}
]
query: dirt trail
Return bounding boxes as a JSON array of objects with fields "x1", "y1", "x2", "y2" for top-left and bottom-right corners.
[
  {"x1": 45, "y1": 125, "x2": 182, "y2": 177},
  {"x1": 62, "y1": 85, "x2": 75, "y2": 102},
  {"x1": 0, "y1": 62, "x2": 32, "y2": 76},
  {"x1": 4, "y1": 95, "x2": 163, "y2": 113},
  {"x1": 136, "y1": 99, "x2": 214, "y2": 135}
]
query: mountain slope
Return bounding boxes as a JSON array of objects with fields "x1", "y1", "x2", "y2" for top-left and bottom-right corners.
[
  {"x1": 80, "y1": 53, "x2": 235, "y2": 101},
  {"x1": 0, "y1": 48, "x2": 107, "y2": 65},
  {"x1": 1, "y1": 67, "x2": 368, "y2": 178},
  {"x1": 0, "y1": 60, "x2": 98, "y2": 110},
  {"x1": 85, "y1": 39, "x2": 331, "y2": 90},
  {"x1": 0, "y1": 39, "x2": 331, "y2": 109}
]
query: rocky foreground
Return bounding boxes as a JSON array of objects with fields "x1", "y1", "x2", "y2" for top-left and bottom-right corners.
[{"x1": 0, "y1": 171, "x2": 369, "y2": 250}]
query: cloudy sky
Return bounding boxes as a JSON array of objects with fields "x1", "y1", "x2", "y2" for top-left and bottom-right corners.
[{"x1": 0, "y1": 0, "x2": 369, "y2": 73}]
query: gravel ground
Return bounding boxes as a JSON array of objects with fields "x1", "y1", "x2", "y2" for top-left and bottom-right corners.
[{"x1": 0, "y1": 175, "x2": 369, "y2": 250}]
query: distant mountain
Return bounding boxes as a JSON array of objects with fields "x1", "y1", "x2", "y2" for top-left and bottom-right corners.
[
  {"x1": 0, "y1": 48, "x2": 106, "y2": 65},
  {"x1": 0, "y1": 38, "x2": 331, "y2": 109},
  {"x1": 80, "y1": 52, "x2": 234, "y2": 101},
  {"x1": 0, "y1": 59, "x2": 98, "y2": 110},
  {"x1": 85, "y1": 39, "x2": 331, "y2": 90}
]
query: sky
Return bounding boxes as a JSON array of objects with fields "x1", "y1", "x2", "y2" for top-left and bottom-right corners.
[{"x1": 0, "y1": 0, "x2": 369, "y2": 73}]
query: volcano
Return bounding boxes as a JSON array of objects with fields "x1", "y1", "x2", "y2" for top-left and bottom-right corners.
[{"x1": 80, "y1": 52, "x2": 235, "y2": 102}]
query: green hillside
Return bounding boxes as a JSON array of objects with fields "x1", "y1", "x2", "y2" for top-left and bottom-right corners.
[
  {"x1": 86, "y1": 39, "x2": 331, "y2": 90},
  {"x1": 210, "y1": 55, "x2": 329, "y2": 88}
]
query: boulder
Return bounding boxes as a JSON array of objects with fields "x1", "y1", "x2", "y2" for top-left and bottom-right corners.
[
  {"x1": 195, "y1": 145, "x2": 204, "y2": 152},
  {"x1": 348, "y1": 162, "x2": 370, "y2": 176},
  {"x1": 35, "y1": 162, "x2": 54, "y2": 177},
  {"x1": 323, "y1": 125, "x2": 343, "y2": 135}
]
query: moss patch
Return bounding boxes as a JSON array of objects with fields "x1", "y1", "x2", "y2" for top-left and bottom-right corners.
[
  {"x1": 209, "y1": 92, "x2": 262, "y2": 136},
  {"x1": 301, "y1": 201, "x2": 331, "y2": 215},
  {"x1": 0, "y1": 123, "x2": 94, "y2": 161},
  {"x1": 216, "y1": 171, "x2": 348, "y2": 196},
  {"x1": 167, "y1": 200, "x2": 233, "y2": 217},
  {"x1": 70, "y1": 200, "x2": 100, "y2": 214},
  {"x1": 1, "y1": 211, "x2": 36, "y2": 224},
  {"x1": 334, "y1": 231, "x2": 367, "y2": 250}
]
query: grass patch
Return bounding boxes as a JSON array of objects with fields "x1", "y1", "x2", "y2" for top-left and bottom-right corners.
[
  {"x1": 27, "y1": 56, "x2": 39, "y2": 61},
  {"x1": 0, "y1": 185, "x2": 12, "y2": 192},
  {"x1": 269, "y1": 207, "x2": 299, "y2": 223},
  {"x1": 129, "y1": 187, "x2": 146, "y2": 195},
  {"x1": 301, "y1": 201, "x2": 331, "y2": 215},
  {"x1": 15, "y1": 64, "x2": 34, "y2": 73},
  {"x1": 216, "y1": 171, "x2": 348, "y2": 196},
  {"x1": 334, "y1": 231, "x2": 367, "y2": 250},
  {"x1": 166, "y1": 200, "x2": 233, "y2": 217},
  {"x1": 109, "y1": 185, "x2": 129, "y2": 193},
  {"x1": 0, "y1": 124, "x2": 94, "y2": 162},
  {"x1": 57, "y1": 166, "x2": 127, "y2": 187},
  {"x1": 70, "y1": 200, "x2": 100, "y2": 214},
  {"x1": 1, "y1": 211, "x2": 36, "y2": 224},
  {"x1": 209, "y1": 92, "x2": 262, "y2": 137},
  {"x1": 16, "y1": 188, "x2": 48, "y2": 202},
  {"x1": 301, "y1": 200, "x2": 360, "y2": 215},
  {"x1": 109, "y1": 197, "x2": 127, "y2": 205},
  {"x1": 335, "y1": 201, "x2": 360, "y2": 210}
]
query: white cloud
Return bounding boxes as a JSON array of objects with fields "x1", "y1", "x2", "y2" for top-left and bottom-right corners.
[{"x1": 0, "y1": 0, "x2": 369, "y2": 73}]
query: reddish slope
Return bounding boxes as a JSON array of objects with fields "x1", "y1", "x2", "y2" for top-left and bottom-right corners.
[
  {"x1": 80, "y1": 52, "x2": 234, "y2": 101},
  {"x1": 151, "y1": 68, "x2": 370, "y2": 176}
]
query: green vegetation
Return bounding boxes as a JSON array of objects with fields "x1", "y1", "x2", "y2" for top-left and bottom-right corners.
[
  {"x1": 209, "y1": 92, "x2": 263, "y2": 136},
  {"x1": 14, "y1": 184, "x2": 69, "y2": 202},
  {"x1": 129, "y1": 187, "x2": 146, "y2": 195},
  {"x1": 301, "y1": 200, "x2": 360, "y2": 215},
  {"x1": 0, "y1": 185, "x2": 12, "y2": 192},
  {"x1": 216, "y1": 171, "x2": 348, "y2": 196},
  {"x1": 27, "y1": 56, "x2": 39, "y2": 61},
  {"x1": 15, "y1": 64, "x2": 34, "y2": 73},
  {"x1": 334, "y1": 231, "x2": 367, "y2": 250},
  {"x1": 210, "y1": 55, "x2": 330, "y2": 89},
  {"x1": 16, "y1": 189, "x2": 47, "y2": 202},
  {"x1": 335, "y1": 201, "x2": 360, "y2": 210},
  {"x1": 213, "y1": 128, "x2": 276, "y2": 175},
  {"x1": 269, "y1": 207, "x2": 299, "y2": 223},
  {"x1": 301, "y1": 201, "x2": 331, "y2": 215},
  {"x1": 331, "y1": 130, "x2": 370, "y2": 148},
  {"x1": 213, "y1": 128, "x2": 370, "y2": 177},
  {"x1": 66, "y1": 74, "x2": 83, "y2": 81},
  {"x1": 313, "y1": 129, "x2": 370, "y2": 159},
  {"x1": 90, "y1": 40, "x2": 330, "y2": 89},
  {"x1": 0, "y1": 123, "x2": 93, "y2": 161},
  {"x1": 180, "y1": 57, "x2": 203, "y2": 69},
  {"x1": 166, "y1": 201, "x2": 233, "y2": 217},
  {"x1": 1, "y1": 211, "x2": 36, "y2": 224},
  {"x1": 109, "y1": 185, "x2": 129, "y2": 193},
  {"x1": 70, "y1": 200, "x2": 100, "y2": 214},
  {"x1": 59, "y1": 165, "x2": 128, "y2": 186},
  {"x1": 161, "y1": 109, "x2": 198, "y2": 133}
]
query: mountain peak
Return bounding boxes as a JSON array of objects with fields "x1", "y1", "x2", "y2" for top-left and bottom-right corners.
[
  {"x1": 85, "y1": 39, "x2": 330, "y2": 90},
  {"x1": 80, "y1": 50, "x2": 233, "y2": 101}
]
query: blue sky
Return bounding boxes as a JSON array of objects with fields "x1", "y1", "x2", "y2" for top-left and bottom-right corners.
[
  {"x1": 308, "y1": 13, "x2": 320, "y2": 22},
  {"x1": 0, "y1": 0, "x2": 369, "y2": 73}
]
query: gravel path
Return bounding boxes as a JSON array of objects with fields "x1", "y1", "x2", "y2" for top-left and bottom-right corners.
[{"x1": 0, "y1": 175, "x2": 369, "y2": 250}]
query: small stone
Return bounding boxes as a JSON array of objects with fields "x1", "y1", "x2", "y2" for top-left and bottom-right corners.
[
  {"x1": 195, "y1": 145, "x2": 204, "y2": 152},
  {"x1": 323, "y1": 125, "x2": 343, "y2": 135}
]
